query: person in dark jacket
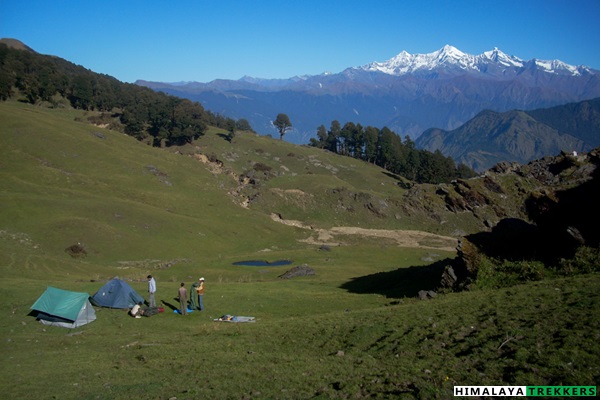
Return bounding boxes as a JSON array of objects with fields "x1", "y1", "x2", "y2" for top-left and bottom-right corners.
[{"x1": 189, "y1": 281, "x2": 199, "y2": 310}]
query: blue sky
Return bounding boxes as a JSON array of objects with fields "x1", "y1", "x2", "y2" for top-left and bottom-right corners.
[{"x1": 1, "y1": 0, "x2": 599, "y2": 83}]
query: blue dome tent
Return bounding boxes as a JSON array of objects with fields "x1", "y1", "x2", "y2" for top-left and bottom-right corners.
[{"x1": 91, "y1": 279, "x2": 144, "y2": 309}]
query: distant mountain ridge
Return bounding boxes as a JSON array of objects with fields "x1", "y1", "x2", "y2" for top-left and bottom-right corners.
[
  {"x1": 416, "y1": 97, "x2": 600, "y2": 171},
  {"x1": 137, "y1": 45, "x2": 600, "y2": 143},
  {"x1": 357, "y1": 45, "x2": 592, "y2": 77}
]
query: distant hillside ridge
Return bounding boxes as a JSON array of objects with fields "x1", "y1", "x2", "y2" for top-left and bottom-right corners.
[
  {"x1": 136, "y1": 45, "x2": 600, "y2": 144},
  {"x1": 416, "y1": 97, "x2": 600, "y2": 171},
  {"x1": 526, "y1": 97, "x2": 600, "y2": 145},
  {"x1": 0, "y1": 38, "x2": 36, "y2": 52},
  {"x1": 0, "y1": 38, "x2": 246, "y2": 147}
]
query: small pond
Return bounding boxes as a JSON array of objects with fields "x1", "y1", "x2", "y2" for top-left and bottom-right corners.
[{"x1": 233, "y1": 260, "x2": 293, "y2": 267}]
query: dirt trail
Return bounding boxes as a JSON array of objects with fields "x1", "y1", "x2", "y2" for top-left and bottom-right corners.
[{"x1": 270, "y1": 213, "x2": 458, "y2": 252}]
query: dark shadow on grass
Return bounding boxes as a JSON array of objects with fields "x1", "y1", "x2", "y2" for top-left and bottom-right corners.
[
  {"x1": 161, "y1": 299, "x2": 178, "y2": 311},
  {"x1": 217, "y1": 133, "x2": 234, "y2": 142},
  {"x1": 339, "y1": 259, "x2": 452, "y2": 299},
  {"x1": 381, "y1": 171, "x2": 402, "y2": 181},
  {"x1": 381, "y1": 171, "x2": 413, "y2": 189}
]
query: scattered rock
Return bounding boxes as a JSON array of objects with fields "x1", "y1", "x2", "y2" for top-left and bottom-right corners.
[
  {"x1": 482, "y1": 176, "x2": 504, "y2": 194},
  {"x1": 417, "y1": 290, "x2": 437, "y2": 300},
  {"x1": 145, "y1": 165, "x2": 172, "y2": 186},
  {"x1": 65, "y1": 243, "x2": 86, "y2": 258},
  {"x1": 489, "y1": 161, "x2": 519, "y2": 174},
  {"x1": 278, "y1": 264, "x2": 315, "y2": 279},
  {"x1": 440, "y1": 265, "x2": 458, "y2": 288},
  {"x1": 366, "y1": 200, "x2": 388, "y2": 218},
  {"x1": 566, "y1": 226, "x2": 585, "y2": 244},
  {"x1": 117, "y1": 258, "x2": 190, "y2": 270}
]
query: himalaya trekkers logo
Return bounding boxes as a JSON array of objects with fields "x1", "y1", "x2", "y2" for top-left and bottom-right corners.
[{"x1": 454, "y1": 386, "x2": 596, "y2": 397}]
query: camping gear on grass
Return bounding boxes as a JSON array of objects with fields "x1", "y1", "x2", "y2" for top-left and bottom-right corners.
[
  {"x1": 131, "y1": 305, "x2": 164, "y2": 317},
  {"x1": 174, "y1": 308, "x2": 194, "y2": 314},
  {"x1": 130, "y1": 303, "x2": 143, "y2": 318},
  {"x1": 142, "y1": 306, "x2": 161, "y2": 317},
  {"x1": 214, "y1": 315, "x2": 256, "y2": 323},
  {"x1": 91, "y1": 278, "x2": 144, "y2": 309},
  {"x1": 30, "y1": 287, "x2": 96, "y2": 328}
]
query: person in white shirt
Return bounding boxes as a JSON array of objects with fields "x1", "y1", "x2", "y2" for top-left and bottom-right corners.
[{"x1": 147, "y1": 275, "x2": 157, "y2": 307}]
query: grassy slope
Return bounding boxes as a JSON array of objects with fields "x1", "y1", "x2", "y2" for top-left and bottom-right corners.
[
  {"x1": 1, "y1": 102, "x2": 303, "y2": 273},
  {"x1": 177, "y1": 126, "x2": 482, "y2": 235},
  {"x1": 0, "y1": 102, "x2": 598, "y2": 399}
]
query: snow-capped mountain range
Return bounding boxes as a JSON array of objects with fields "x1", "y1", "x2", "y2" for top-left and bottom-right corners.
[
  {"x1": 357, "y1": 45, "x2": 591, "y2": 77},
  {"x1": 137, "y1": 45, "x2": 600, "y2": 145}
]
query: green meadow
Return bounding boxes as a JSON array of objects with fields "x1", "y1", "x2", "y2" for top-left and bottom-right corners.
[{"x1": 0, "y1": 102, "x2": 598, "y2": 399}]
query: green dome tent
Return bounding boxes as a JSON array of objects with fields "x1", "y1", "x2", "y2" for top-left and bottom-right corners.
[{"x1": 30, "y1": 287, "x2": 96, "y2": 328}]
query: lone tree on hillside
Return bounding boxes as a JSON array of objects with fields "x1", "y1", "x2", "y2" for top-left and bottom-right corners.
[{"x1": 273, "y1": 113, "x2": 292, "y2": 140}]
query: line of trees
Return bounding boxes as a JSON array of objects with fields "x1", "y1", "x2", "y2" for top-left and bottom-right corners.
[
  {"x1": 309, "y1": 120, "x2": 477, "y2": 184},
  {"x1": 0, "y1": 43, "x2": 252, "y2": 147}
]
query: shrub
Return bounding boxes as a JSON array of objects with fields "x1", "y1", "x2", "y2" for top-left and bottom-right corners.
[
  {"x1": 253, "y1": 162, "x2": 272, "y2": 172},
  {"x1": 559, "y1": 246, "x2": 600, "y2": 275},
  {"x1": 475, "y1": 256, "x2": 546, "y2": 289}
]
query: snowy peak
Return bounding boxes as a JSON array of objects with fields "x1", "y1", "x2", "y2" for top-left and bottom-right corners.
[
  {"x1": 482, "y1": 47, "x2": 524, "y2": 68},
  {"x1": 434, "y1": 44, "x2": 467, "y2": 62},
  {"x1": 361, "y1": 44, "x2": 471, "y2": 75},
  {"x1": 358, "y1": 45, "x2": 591, "y2": 77},
  {"x1": 532, "y1": 59, "x2": 590, "y2": 76}
]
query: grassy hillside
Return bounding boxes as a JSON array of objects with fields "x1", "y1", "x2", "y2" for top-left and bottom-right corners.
[
  {"x1": 1, "y1": 101, "x2": 598, "y2": 399},
  {"x1": 171, "y1": 123, "x2": 485, "y2": 237},
  {"x1": 1, "y1": 104, "x2": 287, "y2": 275}
]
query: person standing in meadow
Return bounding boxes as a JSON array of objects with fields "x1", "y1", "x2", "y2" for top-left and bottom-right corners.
[
  {"x1": 196, "y1": 277, "x2": 205, "y2": 311},
  {"x1": 178, "y1": 282, "x2": 188, "y2": 315},
  {"x1": 189, "y1": 280, "x2": 199, "y2": 310},
  {"x1": 147, "y1": 275, "x2": 156, "y2": 307}
]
